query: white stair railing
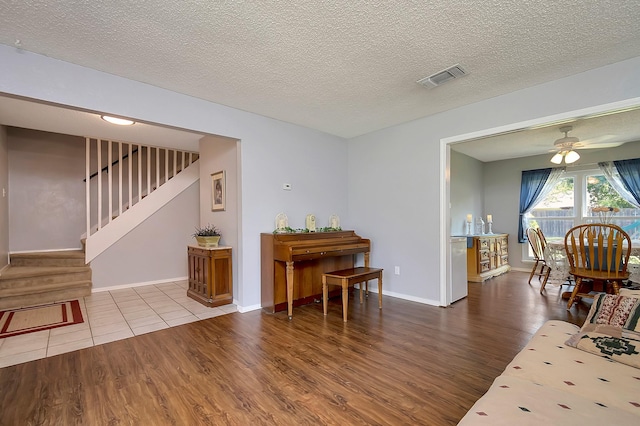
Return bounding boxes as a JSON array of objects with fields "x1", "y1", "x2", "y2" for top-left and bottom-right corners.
[{"x1": 85, "y1": 137, "x2": 198, "y2": 237}]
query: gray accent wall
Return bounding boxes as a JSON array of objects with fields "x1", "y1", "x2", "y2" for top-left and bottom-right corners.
[
  {"x1": 90, "y1": 181, "x2": 199, "y2": 288},
  {"x1": 8, "y1": 128, "x2": 85, "y2": 251},
  {"x1": 199, "y1": 135, "x2": 241, "y2": 304},
  {"x1": 451, "y1": 151, "x2": 483, "y2": 236},
  {"x1": 0, "y1": 126, "x2": 8, "y2": 269}
]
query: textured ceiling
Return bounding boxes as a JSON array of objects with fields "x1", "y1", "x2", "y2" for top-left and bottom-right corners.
[{"x1": 2, "y1": 1, "x2": 640, "y2": 140}]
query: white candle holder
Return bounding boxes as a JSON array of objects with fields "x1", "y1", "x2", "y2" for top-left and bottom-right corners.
[
  {"x1": 487, "y1": 222, "x2": 493, "y2": 234},
  {"x1": 466, "y1": 222, "x2": 472, "y2": 235}
]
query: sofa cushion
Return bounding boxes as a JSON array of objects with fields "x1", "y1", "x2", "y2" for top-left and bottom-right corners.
[
  {"x1": 565, "y1": 332, "x2": 640, "y2": 369},
  {"x1": 503, "y1": 321, "x2": 640, "y2": 415},
  {"x1": 459, "y1": 320, "x2": 640, "y2": 424},
  {"x1": 564, "y1": 294, "x2": 640, "y2": 369},
  {"x1": 458, "y1": 374, "x2": 640, "y2": 425},
  {"x1": 577, "y1": 293, "x2": 640, "y2": 338}
]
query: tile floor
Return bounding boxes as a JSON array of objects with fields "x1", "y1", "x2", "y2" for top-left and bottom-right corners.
[{"x1": 0, "y1": 280, "x2": 237, "y2": 369}]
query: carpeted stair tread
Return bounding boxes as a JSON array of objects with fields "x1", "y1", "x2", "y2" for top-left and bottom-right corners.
[
  {"x1": 1, "y1": 249, "x2": 93, "y2": 310},
  {"x1": 0, "y1": 282, "x2": 91, "y2": 310},
  {"x1": 0, "y1": 280, "x2": 92, "y2": 297},
  {"x1": 0, "y1": 265, "x2": 91, "y2": 279},
  {"x1": 11, "y1": 250, "x2": 85, "y2": 259},
  {"x1": 10, "y1": 251, "x2": 86, "y2": 267}
]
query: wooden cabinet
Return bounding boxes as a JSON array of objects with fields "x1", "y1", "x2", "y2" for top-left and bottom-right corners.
[
  {"x1": 466, "y1": 234, "x2": 510, "y2": 282},
  {"x1": 187, "y1": 246, "x2": 233, "y2": 307}
]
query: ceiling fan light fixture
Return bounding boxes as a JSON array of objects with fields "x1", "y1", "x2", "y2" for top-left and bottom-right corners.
[
  {"x1": 564, "y1": 150, "x2": 580, "y2": 164},
  {"x1": 550, "y1": 152, "x2": 564, "y2": 164},
  {"x1": 101, "y1": 115, "x2": 135, "y2": 126},
  {"x1": 553, "y1": 125, "x2": 579, "y2": 149},
  {"x1": 550, "y1": 125, "x2": 581, "y2": 164}
]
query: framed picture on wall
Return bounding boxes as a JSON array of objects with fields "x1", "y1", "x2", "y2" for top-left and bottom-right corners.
[{"x1": 211, "y1": 170, "x2": 225, "y2": 211}]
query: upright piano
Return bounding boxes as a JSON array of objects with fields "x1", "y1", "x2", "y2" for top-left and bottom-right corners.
[{"x1": 261, "y1": 231, "x2": 371, "y2": 318}]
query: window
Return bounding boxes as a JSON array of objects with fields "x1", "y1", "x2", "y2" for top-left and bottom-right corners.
[
  {"x1": 585, "y1": 173, "x2": 640, "y2": 238},
  {"x1": 526, "y1": 175, "x2": 575, "y2": 243},
  {"x1": 523, "y1": 168, "x2": 640, "y2": 257}
]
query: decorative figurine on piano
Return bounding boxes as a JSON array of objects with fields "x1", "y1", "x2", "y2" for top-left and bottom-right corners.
[
  {"x1": 275, "y1": 213, "x2": 289, "y2": 233},
  {"x1": 305, "y1": 214, "x2": 317, "y2": 232},
  {"x1": 329, "y1": 214, "x2": 340, "y2": 230}
]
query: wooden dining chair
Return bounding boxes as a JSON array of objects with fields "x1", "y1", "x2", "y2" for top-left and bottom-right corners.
[
  {"x1": 564, "y1": 224, "x2": 632, "y2": 309},
  {"x1": 526, "y1": 227, "x2": 548, "y2": 286}
]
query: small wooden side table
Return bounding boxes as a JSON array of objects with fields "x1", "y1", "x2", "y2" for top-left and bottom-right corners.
[
  {"x1": 322, "y1": 267, "x2": 383, "y2": 322},
  {"x1": 187, "y1": 245, "x2": 233, "y2": 307}
]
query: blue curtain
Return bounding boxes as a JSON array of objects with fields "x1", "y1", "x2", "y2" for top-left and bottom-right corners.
[
  {"x1": 518, "y1": 168, "x2": 552, "y2": 242},
  {"x1": 614, "y1": 158, "x2": 640, "y2": 206}
]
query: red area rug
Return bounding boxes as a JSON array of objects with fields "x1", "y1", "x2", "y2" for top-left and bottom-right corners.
[{"x1": 0, "y1": 300, "x2": 84, "y2": 339}]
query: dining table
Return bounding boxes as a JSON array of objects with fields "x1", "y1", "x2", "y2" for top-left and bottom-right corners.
[{"x1": 546, "y1": 239, "x2": 640, "y2": 288}]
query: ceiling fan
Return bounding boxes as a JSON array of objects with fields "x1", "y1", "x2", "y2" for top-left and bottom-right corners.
[{"x1": 549, "y1": 125, "x2": 620, "y2": 164}]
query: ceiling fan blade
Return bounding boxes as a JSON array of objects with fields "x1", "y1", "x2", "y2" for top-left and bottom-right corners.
[
  {"x1": 575, "y1": 141, "x2": 624, "y2": 149},
  {"x1": 575, "y1": 134, "x2": 617, "y2": 146}
]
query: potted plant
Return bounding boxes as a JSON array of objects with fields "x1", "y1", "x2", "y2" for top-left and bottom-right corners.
[{"x1": 192, "y1": 224, "x2": 222, "y2": 247}]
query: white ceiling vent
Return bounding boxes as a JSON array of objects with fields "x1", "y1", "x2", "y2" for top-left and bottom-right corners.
[{"x1": 417, "y1": 65, "x2": 467, "y2": 88}]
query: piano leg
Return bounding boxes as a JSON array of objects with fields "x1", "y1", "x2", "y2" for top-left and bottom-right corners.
[
  {"x1": 322, "y1": 276, "x2": 328, "y2": 317},
  {"x1": 342, "y1": 281, "x2": 349, "y2": 322},
  {"x1": 286, "y1": 261, "x2": 294, "y2": 319},
  {"x1": 378, "y1": 273, "x2": 383, "y2": 309}
]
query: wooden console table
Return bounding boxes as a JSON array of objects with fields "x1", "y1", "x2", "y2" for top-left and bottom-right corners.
[
  {"x1": 466, "y1": 234, "x2": 510, "y2": 282},
  {"x1": 187, "y1": 245, "x2": 233, "y2": 307}
]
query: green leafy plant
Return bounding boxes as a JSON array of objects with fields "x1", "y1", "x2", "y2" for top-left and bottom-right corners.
[
  {"x1": 318, "y1": 226, "x2": 342, "y2": 232},
  {"x1": 192, "y1": 224, "x2": 221, "y2": 237},
  {"x1": 273, "y1": 226, "x2": 342, "y2": 234}
]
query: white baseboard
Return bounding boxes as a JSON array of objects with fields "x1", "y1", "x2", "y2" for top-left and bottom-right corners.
[
  {"x1": 10, "y1": 247, "x2": 83, "y2": 254},
  {"x1": 91, "y1": 276, "x2": 188, "y2": 293},
  {"x1": 238, "y1": 303, "x2": 261, "y2": 313},
  {"x1": 353, "y1": 283, "x2": 440, "y2": 306}
]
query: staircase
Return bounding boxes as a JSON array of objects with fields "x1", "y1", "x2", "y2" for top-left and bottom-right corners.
[
  {"x1": 0, "y1": 250, "x2": 92, "y2": 310},
  {"x1": 84, "y1": 137, "x2": 199, "y2": 261}
]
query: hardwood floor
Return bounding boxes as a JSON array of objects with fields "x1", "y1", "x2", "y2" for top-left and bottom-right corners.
[{"x1": 0, "y1": 271, "x2": 590, "y2": 425}]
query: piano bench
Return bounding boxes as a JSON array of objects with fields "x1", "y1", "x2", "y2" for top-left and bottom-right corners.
[{"x1": 322, "y1": 267, "x2": 383, "y2": 322}]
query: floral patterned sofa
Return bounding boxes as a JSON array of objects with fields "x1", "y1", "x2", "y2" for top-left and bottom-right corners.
[{"x1": 459, "y1": 290, "x2": 640, "y2": 425}]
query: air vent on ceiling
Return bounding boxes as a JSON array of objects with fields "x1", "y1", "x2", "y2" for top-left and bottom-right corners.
[{"x1": 417, "y1": 64, "x2": 467, "y2": 88}]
